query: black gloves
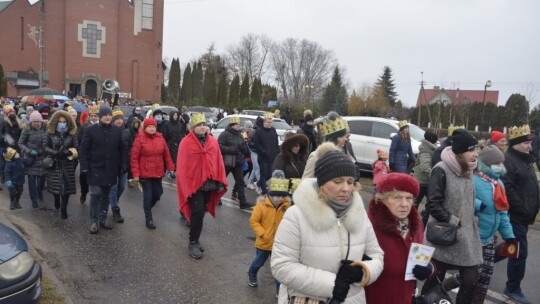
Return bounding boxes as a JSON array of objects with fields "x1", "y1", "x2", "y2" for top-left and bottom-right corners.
[
  {"x1": 479, "y1": 202, "x2": 487, "y2": 212},
  {"x1": 413, "y1": 263, "x2": 432, "y2": 281},
  {"x1": 55, "y1": 150, "x2": 70, "y2": 159},
  {"x1": 332, "y1": 260, "x2": 364, "y2": 302},
  {"x1": 504, "y1": 238, "x2": 516, "y2": 243}
]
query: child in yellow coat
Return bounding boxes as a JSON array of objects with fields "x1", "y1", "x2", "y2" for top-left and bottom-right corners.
[{"x1": 248, "y1": 170, "x2": 290, "y2": 294}]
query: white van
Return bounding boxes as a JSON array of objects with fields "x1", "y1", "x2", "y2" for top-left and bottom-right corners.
[{"x1": 343, "y1": 116, "x2": 425, "y2": 171}]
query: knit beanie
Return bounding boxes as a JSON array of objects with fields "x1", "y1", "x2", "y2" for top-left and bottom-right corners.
[
  {"x1": 304, "y1": 109, "x2": 314, "y2": 123},
  {"x1": 315, "y1": 150, "x2": 356, "y2": 186},
  {"x1": 112, "y1": 109, "x2": 124, "y2": 122},
  {"x1": 98, "y1": 105, "x2": 112, "y2": 118},
  {"x1": 244, "y1": 120, "x2": 253, "y2": 129},
  {"x1": 479, "y1": 144, "x2": 505, "y2": 166},
  {"x1": 451, "y1": 129, "x2": 478, "y2": 154},
  {"x1": 152, "y1": 109, "x2": 163, "y2": 117},
  {"x1": 269, "y1": 170, "x2": 290, "y2": 197},
  {"x1": 377, "y1": 173, "x2": 420, "y2": 197},
  {"x1": 424, "y1": 131, "x2": 438, "y2": 144},
  {"x1": 143, "y1": 118, "x2": 157, "y2": 130},
  {"x1": 29, "y1": 111, "x2": 43, "y2": 122},
  {"x1": 490, "y1": 131, "x2": 506, "y2": 144}
]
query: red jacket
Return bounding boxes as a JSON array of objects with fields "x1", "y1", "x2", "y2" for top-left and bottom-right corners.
[
  {"x1": 365, "y1": 198, "x2": 424, "y2": 304},
  {"x1": 176, "y1": 131, "x2": 228, "y2": 222},
  {"x1": 130, "y1": 131, "x2": 175, "y2": 179}
]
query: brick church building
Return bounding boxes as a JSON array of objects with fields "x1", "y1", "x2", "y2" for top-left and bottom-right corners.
[{"x1": 0, "y1": 0, "x2": 164, "y2": 102}]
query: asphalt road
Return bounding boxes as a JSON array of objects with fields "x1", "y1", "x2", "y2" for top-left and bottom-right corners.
[{"x1": 1, "y1": 174, "x2": 539, "y2": 304}]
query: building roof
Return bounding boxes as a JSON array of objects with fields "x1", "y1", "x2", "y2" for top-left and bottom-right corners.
[
  {"x1": 0, "y1": 1, "x2": 12, "y2": 13},
  {"x1": 416, "y1": 88, "x2": 499, "y2": 106}
]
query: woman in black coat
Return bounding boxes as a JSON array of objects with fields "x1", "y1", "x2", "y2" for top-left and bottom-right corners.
[
  {"x1": 162, "y1": 111, "x2": 187, "y2": 166},
  {"x1": 42, "y1": 110, "x2": 79, "y2": 219},
  {"x1": 272, "y1": 133, "x2": 308, "y2": 180}
]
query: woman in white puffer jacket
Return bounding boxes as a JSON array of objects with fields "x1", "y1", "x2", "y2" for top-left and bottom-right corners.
[{"x1": 271, "y1": 143, "x2": 384, "y2": 304}]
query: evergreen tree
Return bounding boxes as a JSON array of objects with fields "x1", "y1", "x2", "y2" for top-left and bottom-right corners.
[
  {"x1": 0, "y1": 64, "x2": 6, "y2": 97},
  {"x1": 505, "y1": 93, "x2": 529, "y2": 126},
  {"x1": 217, "y1": 74, "x2": 228, "y2": 109},
  {"x1": 180, "y1": 63, "x2": 193, "y2": 103},
  {"x1": 250, "y1": 77, "x2": 262, "y2": 105},
  {"x1": 168, "y1": 58, "x2": 181, "y2": 104},
  {"x1": 192, "y1": 61, "x2": 204, "y2": 100},
  {"x1": 261, "y1": 83, "x2": 277, "y2": 105},
  {"x1": 321, "y1": 67, "x2": 348, "y2": 115},
  {"x1": 239, "y1": 73, "x2": 250, "y2": 103},
  {"x1": 374, "y1": 66, "x2": 398, "y2": 107},
  {"x1": 228, "y1": 74, "x2": 240, "y2": 108},
  {"x1": 203, "y1": 68, "x2": 217, "y2": 106},
  {"x1": 161, "y1": 83, "x2": 168, "y2": 104}
]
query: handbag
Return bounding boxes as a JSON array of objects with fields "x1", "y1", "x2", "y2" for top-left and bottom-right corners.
[
  {"x1": 425, "y1": 221, "x2": 458, "y2": 246},
  {"x1": 416, "y1": 280, "x2": 453, "y2": 304}
]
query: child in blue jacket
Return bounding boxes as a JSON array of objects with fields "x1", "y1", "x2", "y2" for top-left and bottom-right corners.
[{"x1": 4, "y1": 147, "x2": 33, "y2": 210}]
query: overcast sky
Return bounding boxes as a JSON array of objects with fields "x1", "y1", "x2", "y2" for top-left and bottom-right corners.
[{"x1": 163, "y1": 0, "x2": 540, "y2": 108}]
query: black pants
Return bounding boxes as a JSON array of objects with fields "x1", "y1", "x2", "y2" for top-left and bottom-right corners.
[
  {"x1": 189, "y1": 190, "x2": 210, "y2": 242},
  {"x1": 414, "y1": 185, "x2": 428, "y2": 209},
  {"x1": 257, "y1": 159, "x2": 273, "y2": 194},
  {"x1": 9, "y1": 185, "x2": 23, "y2": 204},
  {"x1": 54, "y1": 194, "x2": 70, "y2": 208},
  {"x1": 422, "y1": 259, "x2": 478, "y2": 304},
  {"x1": 226, "y1": 165, "x2": 246, "y2": 204},
  {"x1": 79, "y1": 171, "x2": 88, "y2": 197}
]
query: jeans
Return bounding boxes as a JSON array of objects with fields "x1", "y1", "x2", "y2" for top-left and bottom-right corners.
[
  {"x1": 422, "y1": 259, "x2": 478, "y2": 304},
  {"x1": 27, "y1": 175, "x2": 44, "y2": 206},
  {"x1": 109, "y1": 171, "x2": 128, "y2": 208},
  {"x1": 89, "y1": 185, "x2": 111, "y2": 223},
  {"x1": 226, "y1": 165, "x2": 246, "y2": 204},
  {"x1": 140, "y1": 178, "x2": 163, "y2": 222},
  {"x1": 414, "y1": 185, "x2": 428, "y2": 209},
  {"x1": 189, "y1": 190, "x2": 210, "y2": 242},
  {"x1": 506, "y1": 222, "x2": 529, "y2": 293},
  {"x1": 248, "y1": 152, "x2": 260, "y2": 184},
  {"x1": 249, "y1": 249, "x2": 280, "y2": 291},
  {"x1": 257, "y1": 159, "x2": 273, "y2": 194}
]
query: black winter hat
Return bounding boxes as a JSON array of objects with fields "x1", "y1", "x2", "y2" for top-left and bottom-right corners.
[
  {"x1": 424, "y1": 131, "x2": 438, "y2": 144},
  {"x1": 152, "y1": 109, "x2": 164, "y2": 117},
  {"x1": 451, "y1": 129, "x2": 478, "y2": 154},
  {"x1": 304, "y1": 114, "x2": 314, "y2": 123},
  {"x1": 98, "y1": 105, "x2": 112, "y2": 118},
  {"x1": 315, "y1": 151, "x2": 356, "y2": 186}
]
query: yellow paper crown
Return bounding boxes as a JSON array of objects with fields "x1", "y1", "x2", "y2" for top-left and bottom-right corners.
[
  {"x1": 289, "y1": 178, "x2": 301, "y2": 194},
  {"x1": 263, "y1": 112, "x2": 274, "y2": 120},
  {"x1": 191, "y1": 113, "x2": 206, "y2": 127},
  {"x1": 448, "y1": 125, "x2": 465, "y2": 136},
  {"x1": 88, "y1": 105, "x2": 99, "y2": 114},
  {"x1": 241, "y1": 131, "x2": 248, "y2": 139},
  {"x1": 270, "y1": 178, "x2": 290, "y2": 194},
  {"x1": 508, "y1": 125, "x2": 530, "y2": 140},
  {"x1": 229, "y1": 115, "x2": 240, "y2": 124},
  {"x1": 68, "y1": 148, "x2": 78, "y2": 160},
  {"x1": 3, "y1": 147, "x2": 17, "y2": 161},
  {"x1": 319, "y1": 117, "x2": 347, "y2": 139},
  {"x1": 398, "y1": 120, "x2": 408, "y2": 129}
]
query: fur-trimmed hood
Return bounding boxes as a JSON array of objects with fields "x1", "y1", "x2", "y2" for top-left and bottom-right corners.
[
  {"x1": 280, "y1": 134, "x2": 309, "y2": 163},
  {"x1": 47, "y1": 110, "x2": 77, "y2": 136},
  {"x1": 367, "y1": 197, "x2": 422, "y2": 237},
  {"x1": 292, "y1": 178, "x2": 366, "y2": 234}
]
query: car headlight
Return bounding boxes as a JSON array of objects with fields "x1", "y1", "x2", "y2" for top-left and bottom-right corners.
[{"x1": 0, "y1": 251, "x2": 34, "y2": 280}]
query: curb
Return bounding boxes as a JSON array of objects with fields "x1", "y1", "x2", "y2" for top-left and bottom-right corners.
[{"x1": 0, "y1": 213, "x2": 74, "y2": 304}]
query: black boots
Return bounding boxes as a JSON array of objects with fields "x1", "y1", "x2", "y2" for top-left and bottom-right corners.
[
  {"x1": 80, "y1": 193, "x2": 87, "y2": 204},
  {"x1": 112, "y1": 207, "x2": 124, "y2": 223},
  {"x1": 54, "y1": 196, "x2": 60, "y2": 209},
  {"x1": 60, "y1": 208, "x2": 68, "y2": 219}
]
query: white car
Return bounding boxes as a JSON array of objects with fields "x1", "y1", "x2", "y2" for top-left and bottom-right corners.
[
  {"x1": 343, "y1": 116, "x2": 425, "y2": 171},
  {"x1": 211, "y1": 114, "x2": 293, "y2": 145}
]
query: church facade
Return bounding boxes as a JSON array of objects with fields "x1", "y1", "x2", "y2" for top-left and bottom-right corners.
[{"x1": 0, "y1": 0, "x2": 164, "y2": 102}]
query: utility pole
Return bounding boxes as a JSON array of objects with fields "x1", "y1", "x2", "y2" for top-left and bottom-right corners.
[
  {"x1": 419, "y1": 71, "x2": 433, "y2": 128},
  {"x1": 38, "y1": 0, "x2": 45, "y2": 88}
]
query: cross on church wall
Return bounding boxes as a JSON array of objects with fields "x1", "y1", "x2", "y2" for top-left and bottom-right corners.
[
  {"x1": 81, "y1": 24, "x2": 102, "y2": 55},
  {"x1": 78, "y1": 20, "x2": 106, "y2": 58}
]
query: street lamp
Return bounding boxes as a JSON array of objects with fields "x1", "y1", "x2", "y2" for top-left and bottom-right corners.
[{"x1": 480, "y1": 80, "x2": 492, "y2": 136}]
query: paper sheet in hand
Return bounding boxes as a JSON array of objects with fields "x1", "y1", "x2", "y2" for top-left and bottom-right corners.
[{"x1": 405, "y1": 243, "x2": 435, "y2": 280}]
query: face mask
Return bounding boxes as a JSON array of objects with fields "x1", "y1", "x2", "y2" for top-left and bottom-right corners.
[
  {"x1": 155, "y1": 117, "x2": 163, "y2": 124},
  {"x1": 491, "y1": 165, "x2": 504, "y2": 176},
  {"x1": 56, "y1": 122, "x2": 67, "y2": 132}
]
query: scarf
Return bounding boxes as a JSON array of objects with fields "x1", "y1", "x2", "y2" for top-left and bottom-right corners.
[
  {"x1": 397, "y1": 218, "x2": 409, "y2": 239},
  {"x1": 326, "y1": 194, "x2": 353, "y2": 218},
  {"x1": 441, "y1": 146, "x2": 477, "y2": 176}
]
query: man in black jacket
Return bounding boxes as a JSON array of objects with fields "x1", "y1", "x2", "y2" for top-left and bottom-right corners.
[
  {"x1": 253, "y1": 113, "x2": 279, "y2": 195},
  {"x1": 80, "y1": 106, "x2": 127, "y2": 234},
  {"x1": 501, "y1": 125, "x2": 539, "y2": 304}
]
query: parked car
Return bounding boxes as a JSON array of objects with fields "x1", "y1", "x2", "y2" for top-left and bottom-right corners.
[
  {"x1": 242, "y1": 110, "x2": 266, "y2": 116},
  {"x1": 186, "y1": 106, "x2": 217, "y2": 123},
  {"x1": 343, "y1": 116, "x2": 425, "y2": 171},
  {"x1": 118, "y1": 105, "x2": 135, "y2": 117},
  {"x1": 211, "y1": 114, "x2": 293, "y2": 145},
  {"x1": 140, "y1": 105, "x2": 179, "y2": 121},
  {"x1": 0, "y1": 223, "x2": 41, "y2": 303}
]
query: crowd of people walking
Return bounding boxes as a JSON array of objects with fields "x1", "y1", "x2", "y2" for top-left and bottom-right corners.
[{"x1": 1, "y1": 98, "x2": 539, "y2": 304}]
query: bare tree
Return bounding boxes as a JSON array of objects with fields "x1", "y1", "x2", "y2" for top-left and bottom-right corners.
[
  {"x1": 270, "y1": 38, "x2": 335, "y2": 104},
  {"x1": 226, "y1": 34, "x2": 272, "y2": 83}
]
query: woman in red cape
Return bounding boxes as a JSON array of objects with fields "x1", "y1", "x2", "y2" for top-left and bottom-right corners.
[{"x1": 176, "y1": 120, "x2": 228, "y2": 259}]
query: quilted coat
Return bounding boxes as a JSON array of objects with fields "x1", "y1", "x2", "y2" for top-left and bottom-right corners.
[
  {"x1": 18, "y1": 122, "x2": 47, "y2": 176},
  {"x1": 271, "y1": 178, "x2": 384, "y2": 304}
]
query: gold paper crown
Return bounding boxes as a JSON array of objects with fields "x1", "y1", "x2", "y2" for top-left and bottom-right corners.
[
  {"x1": 398, "y1": 120, "x2": 408, "y2": 129},
  {"x1": 319, "y1": 117, "x2": 347, "y2": 138},
  {"x1": 68, "y1": 148, "x2": 78, "y2": 160},
  {"x1": 289, "y1": 178, "x2": 301, "y2": 194},
  {"x1": 229, "y1": 115, "x2": 240, "y2": 124},
  {"x1": 270, "y1": 177, "x2": 290, "y2": 194},
  {"x1": 448, "y1": 125, "x2": 465, "y2": 136},
  {"x1": 241, "y1": 131, "x2": 248, "y2": 139},
  {"x1": 263, "y1": 112, "x2": 274, "y2": 120},
  {"x1": 3, "y1": 147, "x2": 17, "y2": 161},
  {"x1": 151, "y1": 103, "x2": 161, "y2": 110},
  {"x1": 508, "y1": 125, "x2": 531, "y2": 140},
  {"x1": 191, "y1": 113, "x2": 206, "y2": 127},
  {"x1": 88, "y1": 105, "x2": 99, "y2": 115}
]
